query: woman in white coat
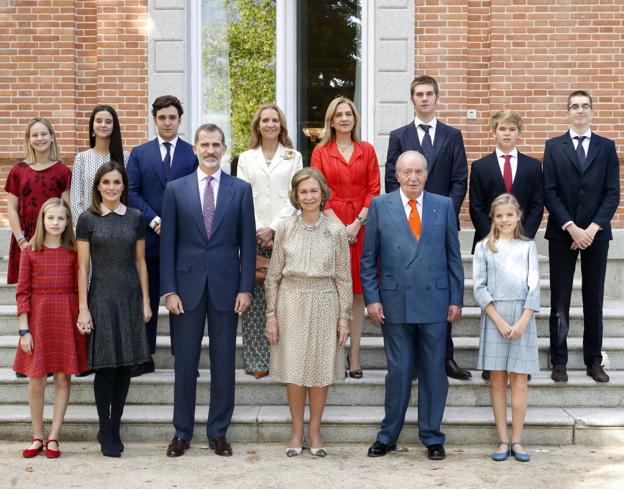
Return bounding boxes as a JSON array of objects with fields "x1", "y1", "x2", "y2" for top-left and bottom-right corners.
[{"x1": 237, "y1": 104, "x2": 303, "y2": 378}]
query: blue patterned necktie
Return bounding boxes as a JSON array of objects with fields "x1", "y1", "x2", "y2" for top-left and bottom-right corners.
[
  {"x1": 202, "y1": 176, "x2": 215, "y2": 239},
  {"x1": 574, "y1": 135, "x2": 587, "y2": 169},
  {"x1": 419, "y1": 124, "x2": 433, "y2": 163},
  {"x1": 163, "y1": 142, "x2": 172, "y2": 179}
]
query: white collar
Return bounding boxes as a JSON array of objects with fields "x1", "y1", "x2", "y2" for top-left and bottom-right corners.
[
  {"x1": 158, "y1": 135, "x2": 179, "y2": 148},
  {"x1": 197, "y1": 166, "x2": 222, "y2": 183},
  {"x1": 495, "y1": 148, "x2": 518, "y2": 159},
  {"x1": 100, "y1": 202, "x2": 127, "y2": 216},
  {"x1": 569, "y1": 127, "x2": 592, "y2": 139},
  {"x1": 414, "y1": 117, "x2": 437, "y2": 130},
  {"x1": 399, "y1": 189, "x2": 424, "y2": 208}
]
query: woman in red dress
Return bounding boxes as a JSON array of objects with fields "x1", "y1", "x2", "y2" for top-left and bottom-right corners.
[
  {"x1": 311, "y1": 97, "x2": 381, "y2": 378},
  {"x1": 5, "y1": 118, "x2": 72, "y2": 284},
  {"x1": 14, "y1": 198, "x2": 88, "y2": 458}
]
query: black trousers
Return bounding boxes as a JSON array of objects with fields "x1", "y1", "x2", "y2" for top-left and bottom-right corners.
[
  {"x1": 145, "y1": 255, "x2": 160, "y2": 354},
  {"x1": 548, "y1": 239, "x2": 609, "y2": 367}
]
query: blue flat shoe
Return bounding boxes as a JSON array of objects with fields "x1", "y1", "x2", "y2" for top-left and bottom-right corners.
[
  {"x1": 511, "y1": 441, "x2": 530, "y2": 462},
  {"x1": 491, "y1": 441, "x2": 510, "y2": 461}
]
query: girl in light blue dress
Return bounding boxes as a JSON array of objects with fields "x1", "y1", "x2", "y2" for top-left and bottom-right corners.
[{"x1": 473, "y1": 193, "x2": 540, "y2": 463}]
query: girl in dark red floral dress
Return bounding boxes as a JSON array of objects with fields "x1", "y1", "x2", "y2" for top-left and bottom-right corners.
[
  {"x1": 5, "y1": 117, "x2": 72, "y2": 284},
  {"x1": 14, "y1": 198, "x2": 88, "y2": 458}
]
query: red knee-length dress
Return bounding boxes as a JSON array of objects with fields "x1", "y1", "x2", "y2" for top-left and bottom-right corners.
[
  {"x1": 13, "y1": 247, "x2": 88, "y2": 377},
  {"x1": 311, "y1": 140, "x2": 381, "y2": 294},
  {"x1": 4, "y1": 162, "x2": 72, "y2": 284}
]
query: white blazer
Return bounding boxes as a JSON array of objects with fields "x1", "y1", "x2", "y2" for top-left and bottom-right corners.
[{"x1": 237, "y1": 144, "x2": 303, "y2": 230}]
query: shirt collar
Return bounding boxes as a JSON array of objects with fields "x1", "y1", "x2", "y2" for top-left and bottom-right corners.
[
  {"x1": 414, "y1": 117, "x2": 437, "y2": 130},
  {"x1": 158, "y1": 135, "x2": 179, "y2": 148},
  {"x1": 399, "y1": 189, "x2": 424, "y2": 209},
  {"x1": 569, "y1": 127, "x2": 592, "y2": 140},
  {"x1": 100, "y1": 202, "x2": 127, "y2": 216},
  {"x1": 197, "y1": 166, "x2": 222, "y2": 183},
  {"x1": 496, "y1": 147, "x2": 518, "y2": 159}
]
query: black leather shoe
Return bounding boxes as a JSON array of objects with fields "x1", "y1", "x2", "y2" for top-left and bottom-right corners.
[
  {"x1": 427, "y1": 444, "x2": 446, "y2": 460},
  {"x1": 586, "y1": 363, "x2": 609, "y2": 383},
  {"x1": 367, "y1": 440, "x2": 397, "y2": 457},
  {"x1": 481, "y1": 370, "x2": 490, "y2": 381},
  {"x1": 445, "y1": 359, "x2": 472, "y2": 380},
  {"x1": 209, "y1": 436, "x2": 233, "y2": 456},
  {"x1": 551, "y1": 364, "x2": 568, "y2": 382},
  {"x1": 166, "y1": 437, "x2": 190, "y2": 457}
]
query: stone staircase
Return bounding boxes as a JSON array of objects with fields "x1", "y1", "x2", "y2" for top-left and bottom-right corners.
[{"x1": 0, "y1": 230, "x2": 623, "y2": 446}]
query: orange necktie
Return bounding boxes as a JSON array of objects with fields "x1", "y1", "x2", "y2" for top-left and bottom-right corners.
[{"x1": 408, "y1": 199, "x2": 421, "y2": 240}]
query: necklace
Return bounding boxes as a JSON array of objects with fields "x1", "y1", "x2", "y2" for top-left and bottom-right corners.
[
  {"x1": 337, "y1": 141, "x2": 353, "y2": 152},
  {"x1": 301, "y1": 214, "x2": 323, "y2": 231}
]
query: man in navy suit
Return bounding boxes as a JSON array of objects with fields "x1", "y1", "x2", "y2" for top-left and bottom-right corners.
[
  {"x1": 127, "y1": 95, "x2": 198, "y2": 373},
  {"x1": 544, "y1": 90, "x2": 620, "y2": 384},
  {"x1": 362, "y1": 150, "x2": 464, "y2": 460},
  {"x1": 160, "y1": 123, "x2": 256, "y2": 457},
  {"x1": 385, "y1": 75, "x2": 469, "y2": 380}
]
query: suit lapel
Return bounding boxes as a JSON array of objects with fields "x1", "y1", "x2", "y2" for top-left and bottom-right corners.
[
  {"x1": 170, "y1": 140, "x2": 191, "y2": 180},
  {"x1": 428, "y1": 122, "x2": 447, "y2": 172},
  {"x1": 382, "y1": 191, "x2": 416, "y2": 247},
  {"x1": 486, "y1": 152, "x2": 507, "y2": 191},
  {"x1": 252, "y1": 147, "x2": 271, "y2": 176},
  {"x1": 561, "y1": 132, "x2": 583, "y2": 173},
  {"x1": 211, "y1": 172, "x2": 234, "y2": 237},
  {"x1": 584, "y1": 135, "x2": 601, "y2": 172},
  {"x1": 183, "y1": 172, "x2": 209, "y2": 243},
  {"x1": 405, "y1": 123, "x2": 423, "y2": 154},
  {"x1": 150, "y1": 139, "x2": 167, "y2": 186},
  {"x1": 270, "y1": 143, "x2": 288, "y2": 172}
]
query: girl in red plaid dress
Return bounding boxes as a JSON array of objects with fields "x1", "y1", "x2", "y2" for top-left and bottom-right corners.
[{"x1": 14, "y1": 198, "x2": 88, "y2": 458}]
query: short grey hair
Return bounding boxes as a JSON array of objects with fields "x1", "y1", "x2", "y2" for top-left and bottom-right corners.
[
  {"x1": 194, "y1": 123, "x2": 226, "y2": 145},
  {"x1": 395, "y1": 150, "x2": 428, "y2": 172}
]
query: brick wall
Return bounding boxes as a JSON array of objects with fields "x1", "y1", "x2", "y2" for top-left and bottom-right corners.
[
  {"x1": 415, "y1": 0, "x2": 624, "y2": 226},
  {"x1": 0, "y1": 0, "x2": 148, "y2": 227}
]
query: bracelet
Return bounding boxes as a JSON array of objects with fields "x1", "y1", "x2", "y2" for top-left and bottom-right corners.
[
  {"x1": 356, "y1": 216, "x2": 367, "y2": 225},
  {"x1": 18, "y1": 329, "x2": 31, "y2": 337}
]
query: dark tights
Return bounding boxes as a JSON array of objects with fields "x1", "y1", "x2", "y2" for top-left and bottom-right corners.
[{"x1": 94, "y1": 367, "x2": 132, "y2": 423}]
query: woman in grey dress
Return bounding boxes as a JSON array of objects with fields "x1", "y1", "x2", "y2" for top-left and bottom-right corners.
[
  {"x1": 76, "y1": 161, "x2": 151, "y2": 458},
  {"x1": 473, "y1": 194, "x2": 539, "y2": 463},
  {"x1": 265, "y1": 168, "x2": 352, "y2": 457}
]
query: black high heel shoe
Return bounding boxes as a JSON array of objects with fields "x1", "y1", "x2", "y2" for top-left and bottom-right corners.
[{"x1": 347, "y1": 354, "x2": 363, "y2": 379}]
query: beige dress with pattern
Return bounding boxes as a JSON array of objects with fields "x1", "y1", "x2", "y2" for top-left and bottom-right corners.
[{"x1": 265, "y1": 214, "x2": 353, "y2": 387}]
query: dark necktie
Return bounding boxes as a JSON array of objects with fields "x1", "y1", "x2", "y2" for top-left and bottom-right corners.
[
  {"x1": 503, "y1": 154, "x2": 513, "y2": 192},
  {"x1": 163, "y1": 142, "x2": 172, "y2": 179},
  {"x1": 574, "y1": 135, "x2": 587, "y2": 169},
  {"x1": 203, "y1": 176, "x2": 215, "y2": 239},
  {"x1": 419, "y1": 124, "x2": 433, "y2": 163}
]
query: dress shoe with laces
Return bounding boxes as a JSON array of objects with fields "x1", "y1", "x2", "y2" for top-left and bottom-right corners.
[
  {"x1": 551, "y1": 364, "x2": 568, "y2": 382},
  {"x1": 445, "y1": 359, "x2": 472, "y2": 380},
  {"x1": 427, "y1": 444, "x2": 446, "y2": 460},
  {"x1": 587, "y1": 363, "x2": 609, "y2": 383},
  {"x1": 166, "y1": 437, "x2": 190, "y2": 457},
  {"x1": 209, "y1": 436, "x2": 233, "y2": 456},
  {"x1": 367, "y1": 440, "x2": 396, "y2": 457}
]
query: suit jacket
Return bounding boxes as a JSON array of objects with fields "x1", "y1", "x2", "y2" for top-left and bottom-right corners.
[
  {"x1": 127, "y1": 137, "x2": 198, "y2": 257},
  {"x1": 360, "y1": 190, "x2": 464, "y2": 325},
  {"x1": 159, "y1": 171, "x2": 256, "y2": 312},
  {"x1": 236, "y1": 144, "x2": 302, "y2": 230},
  {"x1": 469, "y1": 151, "x2": 544, "y2": 252},
  {"x1": 384, "y1": 120, "x2": 468, "y2": 218},
  {"x1": 543, "y1": 131, "x2": 620, "y2": 241}
]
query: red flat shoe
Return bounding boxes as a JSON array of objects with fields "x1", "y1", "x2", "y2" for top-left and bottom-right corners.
[
  {"x1": 45, "y1": 439, "x2": 61, "y2": 458},
  {"x1": 22, "y1": 438, "x2": 44, "y2": 458}
]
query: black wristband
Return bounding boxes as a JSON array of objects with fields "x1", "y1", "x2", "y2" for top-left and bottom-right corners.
[{"x1": 18, "y1": 329, "x2": 31, "y2": 337}]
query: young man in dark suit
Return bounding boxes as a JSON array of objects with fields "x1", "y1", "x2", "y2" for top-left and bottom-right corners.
[
  {"x1": 385, "y1": 75, "x2": 469, "y2": 380},
  {"x1": 469, "y1": 110, "x2": 544, "y2": 380},
  {"x1": 544, "y1": 90, "x2": 620, "y2": 383},
  {"x1": 126, "y1": 95, "x2": 198, "y2": 374}
]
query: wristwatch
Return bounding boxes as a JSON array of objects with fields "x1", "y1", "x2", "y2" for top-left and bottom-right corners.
[
  {"x1": 356, "y1": 216, "x2": 367, "y2": 225},
  {"x1": 18, "y1": 329, "x2": 31, "y2": 336}
]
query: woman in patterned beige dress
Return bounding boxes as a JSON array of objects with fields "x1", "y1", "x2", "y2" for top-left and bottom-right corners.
[{"x1": 265, "y1": 168, "x2": 352, "y2": 457}]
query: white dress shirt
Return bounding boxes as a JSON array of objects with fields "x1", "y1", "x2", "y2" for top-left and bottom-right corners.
[
  {"x1": 496, "y1": 147, "x2": 519, "y2": 183},
  {"x1": 569, "y1": 127, "x2": 591, "y2": 153},
  {"x1": 399, "y1": 189, "x2": 423, "y2": 222},
  {"x1": 158, "y1": 135, "x2": 179, "y2": 163},
  {"x1": 197, "y1": 166, "x2": 221, "y2": 208},
  {"x1": 413, "y1": 117, "x2": 437, "y2": 146}
]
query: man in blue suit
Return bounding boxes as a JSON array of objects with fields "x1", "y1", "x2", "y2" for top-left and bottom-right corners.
[
  {"x1": 160, "y1": 123, "x2": 256, "y2": 457},
  {"x1": 127, "y1": 95, "x2": 198, "y2": 373},
  {"x1": 385, "y1": 75, "x2": 469, "y2": 380},
  {"x1": 362, "y1": 150, "x2": 464, "y2": 460},
  {"x1": 544, "y1": 90, "x2": 620, "y2": 384}
]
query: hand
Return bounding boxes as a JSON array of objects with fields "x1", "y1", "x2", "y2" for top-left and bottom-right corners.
[
  {"x1": 77, "y1": 309, "x2": 93, "y2": 335},
  {"x1": 337, "y1": 321, "x2": 350, "y2": 347},
  {"x1": 143, "y1": 302, "x2": 153, "y2": 324},
  {"x1": 256, "y1": 227, "x2": 274, "y2": 247},
  {"x1": 345, "y1": 221, "x2": 360, "y2": 245},
  {"x1": 154, "y1": 222, "x2": 161, "y2": 236},
  {"x1": 508, "y1": 317, "x2": 528, "y2": 340},
  {"x1": 19, "y1": 240, "x2": 32, "y2": 251},
  {"x1": 234, "y1": 292, "x2": 252, "y2": 314},
  {"x1": 367, "y1": 302, "x2": 385, "y2": 325},
  {"x1": 265, "y1": 315, "x2": 279, "y2": 346},
  {"x1": 494, "y1": 318, "x2": 512, "y2": 338},
  {"x1": 20, "y1": 334, "x2": 33, "y2": 355},
  {"x1": 447, "y1": 305, "x2": 462, "y2": 322},
  {"x1": 567, "y1": 224, "x2": 592, "y2": 250},
  {"x1": 585, "y1": 223, "x2": 601, "y2": 241},
  {"x1": 165, "y1": 294, "x2": 184, "y2": 315}
]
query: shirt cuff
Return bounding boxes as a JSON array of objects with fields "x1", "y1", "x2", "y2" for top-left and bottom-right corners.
[
  {"x1": 150, "y1": 217, "x2": 161, "y2": 229},
  {"x1": 562, "y1": 220, "x2": 573, "y2": 231}
]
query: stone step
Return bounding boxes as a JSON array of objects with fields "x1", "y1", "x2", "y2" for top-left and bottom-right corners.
[
  {"x1": 2, "y1": 336, "x2": 623, "y2": 370},
  {"x1": 1, "y1": 368, "x2": 622, "y2": 409},
  {"x1": 0, "y1": 403, "x2": 621, "y2": 445}
]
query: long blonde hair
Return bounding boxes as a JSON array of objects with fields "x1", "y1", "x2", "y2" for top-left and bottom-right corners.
[
  {"x1": 248, "y1": 103, "x2": 293, "y2": 149},
  {"x1": 318, "y1": 97, "x2": 360, "y2": 146},
  {"x1": 24, "y1": 117, "x2": 60, "y2": 164},
  {"x1": 484, "y1": 193, "x2": 528, "y2": 252},
  {"x1": 30, "y1": 198, "x2": 76, "y2": 252}
]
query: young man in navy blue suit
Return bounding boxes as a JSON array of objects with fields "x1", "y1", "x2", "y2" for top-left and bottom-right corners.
[
  {"x1": 544, "y1": 91, "x2": 620, "y2": 383},
  {"x1": 127, "y1": 95, "x2": 198, "y2": 374},
  {"x1": 469, "y1": 110, "x2": 544, "y2": 380},
  {"x1": 385, "y1": 75, "x2": 469, "y2": 380}
]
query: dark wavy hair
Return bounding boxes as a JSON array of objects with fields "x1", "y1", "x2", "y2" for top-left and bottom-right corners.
[{"x1": 88, "y1": 105, "x2": 124, "y2": 165}]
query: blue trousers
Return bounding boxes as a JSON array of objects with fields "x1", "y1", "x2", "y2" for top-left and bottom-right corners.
[{"x1": 377, "y1": 321, "x2": 448, "y2": 447}]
